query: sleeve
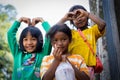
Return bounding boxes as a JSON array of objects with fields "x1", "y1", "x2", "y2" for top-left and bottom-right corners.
[
  {"x1": 79, "y1": 57, "x2": 90, "y2": 77},
  {"x1": 41, "y1": 21, "x2": 52, "y2": 55},
  {"x1": 91, "y1": 24, "x2": 105, "y2": 36},
  {"x1": 42, "y1": 21, "x2": 51, "y2": 32},
  {"x1": 91, "y1": 24, "x2": 105, "y2": 39},
  {"x1": 7, "y1": 21, "x2": 21, "y2": 57},
  {"x1": 40, "y1": 56, "x2": 51, "y2": 79}
]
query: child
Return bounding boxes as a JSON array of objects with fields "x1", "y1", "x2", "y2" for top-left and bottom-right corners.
[
  {"x1": 58, "y1": 5, "x2": 106, "y2": 79},
  {"x1": 7, "y1": 17, "x2": 52, "y2": 80},
  {"x1": 40, "y1": 23, "x2": 90, "y2": 80}
]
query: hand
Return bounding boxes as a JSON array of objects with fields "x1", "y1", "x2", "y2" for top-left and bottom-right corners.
[
  {"x1": 52, "y1": 44, "x2": 62, "y2": 62},
  {"x1": 73, "y1": 9, "x2": 89, "y2": 23},
  {"x1": 74, "y1": 10, "x2": 81, "y2": 18},
  {"x1": 66, "y1": 12, "x2": 75, "y2": 20},
  {"x1": 19, "y1": 17, "x2": 31, "y2": 25},
  {"x1": 62, "y1": 55, "x2": 67, "y2": 62},
  {"x1": 31, "y1": 17, "x2": 44, "y2": 26},
  {"x1": 75, "y1": 9, "x2": 89, "y2": 18}
]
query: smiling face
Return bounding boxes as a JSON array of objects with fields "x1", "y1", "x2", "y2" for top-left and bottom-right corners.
[
  {"x1": 23, "y1": 32, "x2": 37, "y2": 53},
  {"x1": 51, "y1": 31, "x2": 70, "y2": 54}
]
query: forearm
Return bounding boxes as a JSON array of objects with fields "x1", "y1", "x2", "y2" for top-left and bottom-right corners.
[
  {"x1": 72, "y1": 66, "x2": 90, "y2": 80},
  {"x1": 42, "y1": 59, "x2": 60, "y2": 80},
  {"x1": 67, "y1": 58, "x2": 90, "y2": 80},
  {"x1": 7, "y1": 21, "x2": 21, "y2": 35},
  {"x1": 57, "y1": 17, "x2": 67, "y2": 24},
  {"x1": 7, "y1": 21, "x2": 21, "y2": 55},
  {"x1": 42, "y1": 21, "x2": 51, "y2": 32},
  {"x1": 88, "y1": 13, "x2": 106, "y2": 31}
]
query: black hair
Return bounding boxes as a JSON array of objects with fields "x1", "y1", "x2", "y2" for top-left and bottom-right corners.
[
  {"x1": 46, "y1": 23, "x2": 72, "y2": 42},
  {"x1": 19, "y1": 26, "x2": 43, "y2": 53},
  {"x1": 69, "y1": 5, "x2": 87, "y2": 12},
  {"x1": 69, "y1": 5, "x2": 88, "y2": 29}
]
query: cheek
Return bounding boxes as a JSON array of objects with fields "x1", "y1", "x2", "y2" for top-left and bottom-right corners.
[
  {"x1": 23, "y1": 41, "x2": 26, "y2": 46},
  {"x1": 34, "y1": 41, "x2": 37, "y2": 46}
]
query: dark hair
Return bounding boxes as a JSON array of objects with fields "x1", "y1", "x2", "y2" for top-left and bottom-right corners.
[
  {"x1": 69, "y1": 5, "x2": 87, "y2": 12},
  {"x1": 19, "y1": 26, "x2": 43, "y2": 53},
  {"x1": 46, "y1": 23, "x2": 72, "y2": 42},
  {"x1": 69, "y1": 5, "x2": 88, "y2": 28}
]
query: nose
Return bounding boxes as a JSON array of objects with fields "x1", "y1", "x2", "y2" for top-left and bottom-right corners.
[
  {"x1": 56, "y1": 40, "x2": 62, "y2": 47},
  {"x1": 27, "y1": 40, "x2": 32, "y2": 45}
]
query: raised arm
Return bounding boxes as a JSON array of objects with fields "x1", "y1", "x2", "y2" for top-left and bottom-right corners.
[
  {"x1": 57, "y1": 12, "x2": 75, "y2": 24},
  {"x1": 76, "y1": 9, "x2": 106, "y2": 31},
  {"x1": 32, "y1": 17, "x2": 51, "y2": 32},
  {"x1": 7, "y1": 17, "x2": 31, "y2": 56},
  {"x1": 32, "y1": 17, "x2": 52, "y2": 55}
]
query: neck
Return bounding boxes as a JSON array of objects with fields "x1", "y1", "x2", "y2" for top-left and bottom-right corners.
[
  {"x1": 78, "y1": 26, "x2": 88, "y2": 31},
  {"x1": 62, "y1": 52, "x2": 71, "y2": 56}
]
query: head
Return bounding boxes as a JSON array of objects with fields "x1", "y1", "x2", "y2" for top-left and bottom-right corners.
[
  {"x1": 46, "y1": 23, "x2": 72, "y2": 54},
  {"x1": 19, "y1": 26, "x2": 43, "y2": 53},
  {"x1": 69, "y1": 5, "x2": 88, "y2": 30}
]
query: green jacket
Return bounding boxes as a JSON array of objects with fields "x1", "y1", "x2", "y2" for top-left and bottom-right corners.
[{"x1": 7, "y1": 21, "x2": 52, "y2": 80}]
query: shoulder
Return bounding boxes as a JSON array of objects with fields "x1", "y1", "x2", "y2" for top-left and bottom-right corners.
[
  {"x1": 86, "y1": 24, "x2": 99, "y2": 31},
  {"x1": 69, "y1": 54, "x2": 84, "y2": 62},
  {"x1": 42, "y1": 55, "x2": 54, "y2": 62},
  {"x1": 70, "y1": 54, "x2": 84, "y2": 59},
  {"x1": 71, "y1": 29, "x2": 80, "y2": 38}
]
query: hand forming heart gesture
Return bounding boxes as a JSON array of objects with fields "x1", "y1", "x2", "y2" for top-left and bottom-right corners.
[{"x1": 19, "y1": 17, "x2": 44, "y2": 26}]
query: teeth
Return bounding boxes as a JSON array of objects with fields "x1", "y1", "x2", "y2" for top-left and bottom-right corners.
[{"x1": 26, "y1": 47, "x2": 33, "y2": 49}]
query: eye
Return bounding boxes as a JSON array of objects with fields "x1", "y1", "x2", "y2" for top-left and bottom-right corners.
[
  {"x1": 31, "y1": 38, "x2": 37, "y2": 42},
  {"x1": 53, "y1": 39, "x2": 57, "y2": 42},
  {"x1": 23, "y1": 38, "x2": 28, "y2": 41},
  {"x1": 62, "y1": 38, "x2": 67, "y2": 41},
  {"x1": 32, "y1": 37, "x2": 37, "y2": 41}
]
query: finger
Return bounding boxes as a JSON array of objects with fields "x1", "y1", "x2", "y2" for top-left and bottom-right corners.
[
  {"x1": 68, "y1": 12, "x2": 75, "y2": 19},
  {"x1": 28, "y1": 19, "x2": 32, "y2": 26},
  {"x1": 39, "y1": 17, "x2": 44, "y2": 22},
  {"x1": 57, "y1": 48, "x2": 62, "y2": 56},
  {"x1": 31, "y1": 18, "x2": 36, "y2": 26},
  {"x1": 53, "y1": 45, "x2": 58, "y2": 56}
]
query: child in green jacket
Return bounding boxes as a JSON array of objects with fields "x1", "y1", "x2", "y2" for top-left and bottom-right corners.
[{"x1": 7, "y1": 17, "x2": 52, "y2": 80}]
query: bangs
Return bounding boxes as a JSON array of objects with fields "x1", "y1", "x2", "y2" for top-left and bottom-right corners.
[
  {"x1": 22, "y1": 27, "x2": 42, "y2": 38},
  {"x1": 19, "y1": 26, "x2": 43, "y2": 52}
]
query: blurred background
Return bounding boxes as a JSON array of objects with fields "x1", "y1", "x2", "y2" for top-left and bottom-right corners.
[{"x1": 0, "y1": 0, "x2": 120, "y2": 80}]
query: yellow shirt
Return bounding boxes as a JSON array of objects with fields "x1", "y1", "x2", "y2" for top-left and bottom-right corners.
[{"x1": 68, "y1": 24, "x2": 105, "y2": 66}]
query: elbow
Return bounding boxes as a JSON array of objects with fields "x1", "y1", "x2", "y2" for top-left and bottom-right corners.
[
  {"x1": 7, "y1": 29, "x2": 12, "y2": 37},
  {"x1": 101, "y1": 20, "x2": 106, "y2": 28},
  {"x1": 99, "y1": 21, "x2": 106, "y2": 31}
]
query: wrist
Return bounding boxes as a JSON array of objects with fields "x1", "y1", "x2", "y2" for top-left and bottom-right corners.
[
  {"x1": 54, "y1": 59, "x2": 61, "y2": 64},
  {"x1": 87, "y1": 12, "x2": 90, "y2": 18},
  {"x1": 18, "y1": 18, "x2": 23, "y2": 22},
  {"x1": 60, "y1": 18, "x2": 67, "y2": 23}
]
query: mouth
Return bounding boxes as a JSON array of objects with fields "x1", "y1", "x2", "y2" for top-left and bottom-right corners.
[
  {"x1": 25, "y1": 46, "x2": 35, "y2": 52},
  {"x1": 26, "y1": 46, "x2": 34, "y2": 49}
]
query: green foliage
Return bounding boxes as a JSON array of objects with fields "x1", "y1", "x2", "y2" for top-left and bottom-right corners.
[
  {"x1": 0, "y1": 51, "x2": 13, "y2": 79},
  {"x1": 0, "y1": 4, "x2": 17, "y2": 79}
]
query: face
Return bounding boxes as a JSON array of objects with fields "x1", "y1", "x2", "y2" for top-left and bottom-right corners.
[
  {"x1": 73, "y1": 10, "x2": 88, "y2": 28},
  {"x1": 51, "y1": 32, "x2": 70, "y2": 54},
  {"x1": 23, "y1": 32, "x2": 37, "y2": 53}
]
